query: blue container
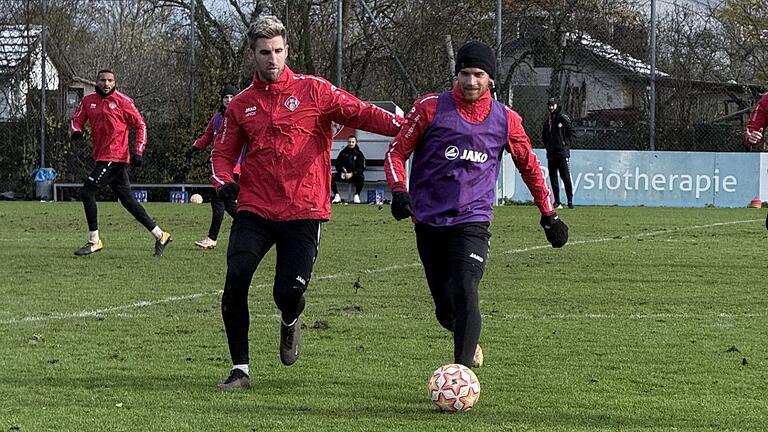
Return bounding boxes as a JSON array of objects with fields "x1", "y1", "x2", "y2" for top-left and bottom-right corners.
[
  {"x1": 133, "y1": 190, "x2": 148, "y2": 203},
  {"x1": 169, "y1": 190, "x2": 189, "y2": 203},
  {"x1": 367, "y1": 189, "x2": 384, "y2": 204}
]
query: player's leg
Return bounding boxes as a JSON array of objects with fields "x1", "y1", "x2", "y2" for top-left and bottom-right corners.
[
  {"x1": 331, "y1": 173, "x2": 341, "y2": 203},
  {"x1": 445, "y1": 223, "x2": 490, "y2": 368},
  {"x1": 109, "y1": 166, "x2": 171, "y2": 256},
  {"x1": 559, "y1": 157, "x2": 574, "y2": 208},
  {"x1": 272, "y1": 219, "x2": 321, "y2": 366},
  {"x1": 74, "y1": 161, "x2": 117, "y2": 256},
  {"x1": 218, "y1": 211, "x2": 275, "y2": 389},
  {"x1": 415, "y1": 224, "x2": 453, "y2": 331},
  {"x1": 547, "y1": 157, "x2": 562, "y2": 208},
  {"x1": 352, "y1": 173, "x2": 364, "y2": 203},
  {"x1": 196, "y1": 195, "x2": 225, "y2": 249}
]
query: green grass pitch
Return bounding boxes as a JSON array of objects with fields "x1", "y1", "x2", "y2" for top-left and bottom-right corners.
[{"x1": 1, "y1": 201, "x2": 767, "y2": 431}]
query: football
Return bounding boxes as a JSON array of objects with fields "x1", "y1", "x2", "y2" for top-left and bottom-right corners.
[
  {"x1": 189, "y1": 193, "x2": 203, "y2": 204},
  {"x1": 428, "y1": 364, "x2": 480, "y2": 413}
]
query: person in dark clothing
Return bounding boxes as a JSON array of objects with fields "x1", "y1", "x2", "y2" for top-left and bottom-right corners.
[
  {"x1": 192, "y1": 84, "x2": 240, "y2": 250},
  {"x1": 331, "y1": 136, "x2": 366, "y2": 203},
  {"x1": 542, "y1": 98, "x2": 575, "y2": 209},
  {"x1": 385, "y1": 41, "x2": 568, "y2": 369}
]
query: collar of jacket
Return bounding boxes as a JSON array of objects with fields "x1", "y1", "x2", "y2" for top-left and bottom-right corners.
[
  {"x1": 251, "y1": 65, "x2": 295, "y2": 91},
  {"x1": 451, "y1": 84, "x2": 493, "y2": 121}
]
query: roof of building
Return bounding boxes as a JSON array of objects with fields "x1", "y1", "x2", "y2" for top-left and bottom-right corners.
[
  {"x1": 0, "y1": 25, "x2": 42, "y2": 71},
  {"x1": 573, "y1": 33, "x2": 670, "y2": 78}
]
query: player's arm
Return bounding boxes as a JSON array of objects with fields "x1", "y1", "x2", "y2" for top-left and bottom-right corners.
[
  {"x1": 384, "y1": 95, "x2": 436, "y2": 193},
  {"x1": 505, "y1": 109, "x2": 555, "y2": 216},
  {"x1": 70, "y1": 98, "x2": 89, "y2": 139},
  {"x1": 210, "y1": 108, "x2": 245, "y2": 191},
  {"x1": 193, "y1": 116, "x2": 217, "y2": 150},
  {"x1": 507, "y1": 110, "x2": 566, "y2": 247},
  {"x1": 318, "y1": 80, "x2": 403, "y2": 137},
  {"x1": 746, "y1": 94, "x2": 768, "y2": 146},
  {"x1": 334, "y1": 148, "x2": 345, "y2": 174},
  {"x1": 357, "y1": 150, "x2": 366, "y2": 174},
  {"x1": 561, "y1": 113, "x2": 575, "y2": 142},
  {"x1": 121, "y1": 96, "x2": 147, "y2": 156}
]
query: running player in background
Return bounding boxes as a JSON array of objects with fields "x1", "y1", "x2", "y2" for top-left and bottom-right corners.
[
  {"x1": 70, "y1": 69, "x2": 172, "y2": 257},
  {"x1": 192, "y1": 85, "x2": 240, "y2": 250}
]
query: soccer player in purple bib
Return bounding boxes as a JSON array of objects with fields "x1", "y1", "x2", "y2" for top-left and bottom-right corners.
[{"x1": 384, "y1": 41, "x2": 569, "y2": 368}]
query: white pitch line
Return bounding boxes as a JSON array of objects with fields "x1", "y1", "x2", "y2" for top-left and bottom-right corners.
[
  {"x1": 499, "y1": 218, "x2": 760, "y2": 254},
  {"x1": 2, "y1": 218, "x2": 761, "y2": 325}
]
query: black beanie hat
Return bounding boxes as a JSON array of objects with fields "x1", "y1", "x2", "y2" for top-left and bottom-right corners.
[
  {"x1": 455, "y1": 41, "x2": 496, "y2": 79},
  {"x1": 220, "y1": 85, "x2": 239, "y2": 97}
]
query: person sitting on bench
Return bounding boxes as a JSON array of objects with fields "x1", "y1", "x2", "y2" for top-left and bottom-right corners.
[{"x1": 332, "y1": 136, "x2": 366, "y2": 203}]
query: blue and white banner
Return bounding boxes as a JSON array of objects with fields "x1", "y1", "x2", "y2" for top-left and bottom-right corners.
[{"x1": 500, "y1": 149, "x2": 763, "y2": 208}]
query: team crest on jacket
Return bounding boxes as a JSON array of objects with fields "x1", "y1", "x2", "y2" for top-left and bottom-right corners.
[
  {"x1": 284, "y1": 96, "x2": 300, "y2": 111},
  {"x1": 109, "y1": 102, "x2": 117, "y2": 109},
  {"x1": 444, "y1": 145, "x2": 459, "y2": 160}
]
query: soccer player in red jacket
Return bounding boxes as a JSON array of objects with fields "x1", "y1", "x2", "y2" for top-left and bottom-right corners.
[
  {"x1": 745, "y1": 93, "x2": 767, "y2": 147},
  {"x1": 745, "y1": 92, "x2": 768, "y2": 229},
  {"x1": 385, "y1": 42, "x2": 568, "y2": 369},
  {"x1": 70, "y1": 70, "x2": 172, "y2": 256},
  {"x1": 210, "y1": 16, "x2": 403, "y2": 390}
]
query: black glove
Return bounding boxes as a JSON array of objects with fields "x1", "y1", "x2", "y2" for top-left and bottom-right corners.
[
  {"x1": 130, "y1": 154, "x2": 143, "y2": 178},
  {"x1": 540, "y1": 213, "x2": 568, "y2": 248},
  {"x1": 71, "y1": 131, "x2": 83, "y2": 141},
  {"x1": 219, "y1": 182, "x2": 240, "y2": 202},
  {"x1": 391, "y1": 191, "x2": 414, "y2": 221}
]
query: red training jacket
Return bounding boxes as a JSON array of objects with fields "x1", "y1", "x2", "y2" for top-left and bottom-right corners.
[
  {"x1": 70, "y1": 90, "x2": 147, "y2": 163},
  {"x1": 385, "y1": 85, "x2": 554, "y2": 216},
  {"x1": 211, "y1": 66, "x2": 403, "y2": 221}
]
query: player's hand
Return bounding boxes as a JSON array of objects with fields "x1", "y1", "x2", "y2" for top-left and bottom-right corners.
[
  {"x1": 131, "y1": 154, "x2": 143, "y2": 168},
  {"x1": 130, "y1": 154, "x2": 143, "y2": 178},
  {"x1": 391, "y1": 191, "x2": 414, "y2": 221},
  {"x1": 745, "y1": 128, "x2": 764, "y2": 147},
  {"x1": 71, "y1": 131, "x2": 83, "y2": 141},
  {"x1": 540, "y1": 213, "x2": 568, "y2": 248},
  {"x1": 219, "y1": 182, "x2": 240, "y2": 201}
]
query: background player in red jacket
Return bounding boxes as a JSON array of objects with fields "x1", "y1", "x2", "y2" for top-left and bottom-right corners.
[
  {"x1": 745, "y1": 93, "x2": 767, "y2": 147},
  {"x1": 745, "y1": 92, "x2": 768, "y2": 229},
  {"x1": 70, "y1": 69, "x2": 172, "y2": 257},
  {"x1": 191, "y1": 84, "x2": 239, "y2": 250},
  {"x1": 211, "y1": 15, "x2": 403, "y2": 390},
  {"x1": 385, "y1": 42, "x2": 568, "y2": 369}
]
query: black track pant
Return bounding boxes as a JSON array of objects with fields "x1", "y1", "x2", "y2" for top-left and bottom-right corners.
[
  {"x1": 331, "y1": 172, "x2": 365, "y2": 195},
  {"x1": 222, "y1": 211, "x2": 321, "y2": 365},
  {"x1": 80, "y1": 161, "x2": 156, "y2": 232},
  {"x1": 415, "y1": 222, "x2": 490, "y2": 367},
  {"x1": 547, "y1": 157, "x2": 573, "y2": 204},
  {"x1": 207, "y1": 193, "x2": 237, "y2": 241}
]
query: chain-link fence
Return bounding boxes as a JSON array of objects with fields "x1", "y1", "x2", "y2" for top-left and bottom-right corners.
[{"x1": 2, "y1": 0, "x2": 766, "y2": 199}]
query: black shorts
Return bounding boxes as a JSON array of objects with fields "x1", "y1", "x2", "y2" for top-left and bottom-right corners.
[{"x1": 84, "y1": 161, "x2": 130, "y2": 190}]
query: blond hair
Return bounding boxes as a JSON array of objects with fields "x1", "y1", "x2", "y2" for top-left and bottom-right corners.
[{"x1": 247, "y1": 15, "x2": 286, "y2": 50}]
